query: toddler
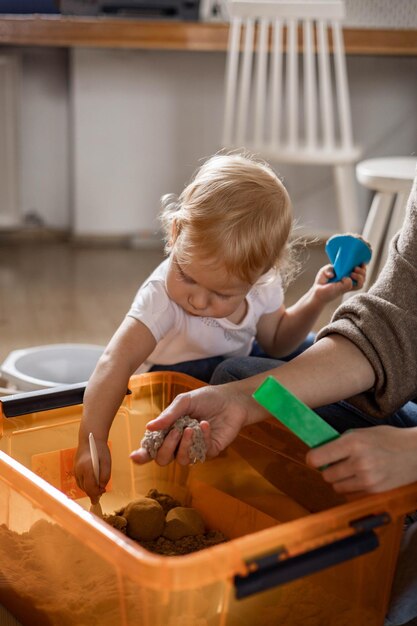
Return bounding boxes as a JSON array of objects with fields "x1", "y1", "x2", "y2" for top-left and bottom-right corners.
[{"x1": 75, "y1": 152, "x2": 366, "y2": 500}]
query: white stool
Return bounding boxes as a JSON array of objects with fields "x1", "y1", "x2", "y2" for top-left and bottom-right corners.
[{"x1": 357, "y1": 157, "x2": 417, "y2": 292}]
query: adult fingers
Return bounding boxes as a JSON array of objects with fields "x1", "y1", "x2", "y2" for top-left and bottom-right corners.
[
  {"x1": 309, "y1": 453, "x2": 372, "y2": 495},
  {"x1": 320, "y1": 459, "x2": 356, "y2": 485},
  {"x1": 172, "y1": 427, "x2": 195, "y2": 465},
  {"x1": 328, "y1": 475, "x2": 368, "y2": 495},
  {"x1": 306, "y1": 435, "x2": 351, "y2": 469},
  {"x1": 154, "y1": 426, "x2": 183, "y2": 466},
  {"x1": 146, "y1": 392, "x2": 192, "y2": 430},
  {"x1": 200, "y1": 421, "x2": 212, "y2": 456},
  {"x1": 129, "y1": 446, "x2": 152, "y2": 465}
]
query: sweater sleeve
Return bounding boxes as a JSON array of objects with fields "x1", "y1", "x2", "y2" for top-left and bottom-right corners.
[{"x1": 316, "y1": 174, "x2": 417, "y2": 418}]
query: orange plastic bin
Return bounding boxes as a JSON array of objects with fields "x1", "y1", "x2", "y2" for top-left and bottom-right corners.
[{"x1": 0, "y1": 371, "x2": 416, "y2": 626}]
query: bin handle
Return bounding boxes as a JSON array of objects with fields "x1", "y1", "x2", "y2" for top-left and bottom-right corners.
[
  {"x1": 0, "y1": 383, "x2": 131, "y2": 418},
  {"x1": 234, "y1": 513, "x2": 390, "y2": 599}
]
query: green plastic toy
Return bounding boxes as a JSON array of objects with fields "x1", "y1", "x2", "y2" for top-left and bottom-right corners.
[{"x1": 253, "y1": 376, "x2": 340, "y2": 448}]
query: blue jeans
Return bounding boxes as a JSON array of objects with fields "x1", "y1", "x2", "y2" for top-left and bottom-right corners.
[
  {"x1": 385, "y1": 520, "x2": 417, "y2": 626},
  {"x1": 149, "y1": 333, "x2": 316, "y2": 384},
  {"x1": 149, "y1": 356, "x2": 225, "y2": 384}
]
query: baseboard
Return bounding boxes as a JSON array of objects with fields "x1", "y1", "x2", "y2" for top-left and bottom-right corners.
[
  {"x1": 0, "y1": 227, "x2": 69, "y2": 244},
  {"x1": 70, "y1": 233, "x2": 164, "y2": 249}
]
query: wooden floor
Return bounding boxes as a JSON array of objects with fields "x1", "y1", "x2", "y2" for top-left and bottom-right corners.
[
  {"x1": 0, "y1": 238, "x2": 335, "y2": 366},
  {"x1": 0, "y1": 240, "x2": 165, "y2": 364}
]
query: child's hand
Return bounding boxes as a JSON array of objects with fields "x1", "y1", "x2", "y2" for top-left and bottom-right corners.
[
  {"x1": 312, "y1": 263, "x2": 367, "y2": 304},
  {"x1": 348, "y1": 263, "x2": 367, "y2": 291},
  {"x1": 74, "y1": 437, "x2": 111, "y2": 503}
]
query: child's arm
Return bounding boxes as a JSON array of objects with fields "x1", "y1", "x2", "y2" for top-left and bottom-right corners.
[
  {"x1": 74, "y1": 316, "x2": 156, "y2": 502},
  {"x1": 256, "y1": 263, "x2": 366, "y2": 357}
]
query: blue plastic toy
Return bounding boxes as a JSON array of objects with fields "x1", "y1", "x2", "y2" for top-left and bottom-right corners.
[{"x1": 325, "y1": 234, "x2": 372, "y2": 283}]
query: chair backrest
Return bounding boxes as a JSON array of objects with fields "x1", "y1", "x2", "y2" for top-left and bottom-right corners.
[{"x1": 222, "y1": 0, "x2": 357, "y2": 164}]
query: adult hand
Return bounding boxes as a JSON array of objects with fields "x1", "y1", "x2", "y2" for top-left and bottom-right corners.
[
  {"x1": 74, "y1": 438, "x2": 111, "y2": 503},
  {"x1": 306, "y1": 425, "x2": 417, "y2": 494},
  {"x1": 130, "y1": 382, "x2": 265, "y2": 466}
]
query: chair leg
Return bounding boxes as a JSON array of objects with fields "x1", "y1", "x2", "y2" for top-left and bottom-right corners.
[
  {"x1": 360, "y1": 191, "x2": 394, "y2": 292},
  {"x1": 333, "y1": 164, "x2": 361, "y2": 232},
  {"x1": 342, "y1": 190, "x2": 393, "y2": 300}
]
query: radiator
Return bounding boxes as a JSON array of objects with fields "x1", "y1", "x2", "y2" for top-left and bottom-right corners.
[{"x1": 0, "y1": 53, "x2": 20, "y2": 228}]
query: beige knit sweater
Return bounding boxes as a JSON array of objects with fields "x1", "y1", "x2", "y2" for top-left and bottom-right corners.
[{"x1": 317, "y1": 174, "x2": 417, "y2": 419}]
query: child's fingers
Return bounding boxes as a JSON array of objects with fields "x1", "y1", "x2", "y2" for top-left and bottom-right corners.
[
  {"x1": 350, "y1": 267, "x2": 366, "y2": 289},
  {"x1": 81, "y1": 470, "x2": 105, "y2": 502},
  {"x1": 325, "y1": 269, "x2": 335, "y2": 281},
  {"x1": 338, "y1": 276, "x2": 353, "y2": 292},
  {"x1": 352, "y1": 264, "x2": 366, "y2": 275},
  {"x1": 351, "y1": 276, "x2": 364, "y2": 289},
  {"x1": 317, "y1": 264, "x2": 335, "y2": 284},
  {"x1": 98, "y1": 454, "x2": 111, "y2": 491},
  {"x1": 323, "y1": 264, "x2": 334, "y2": 277}
]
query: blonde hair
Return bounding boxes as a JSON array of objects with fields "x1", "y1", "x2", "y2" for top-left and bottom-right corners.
[{"x1": 160, "y1": 152, "x2": 294, "y2": 284}]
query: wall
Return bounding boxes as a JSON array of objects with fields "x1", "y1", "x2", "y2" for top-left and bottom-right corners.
[
  {"x1": 19, "y1": 47, "x2": 70, "y2": 230},
  {"x1": 0, "y1": 52, "x2": 19, "y2": 228},
  {"x1": 71, "y1": 48, "x2": 224, "y2": 239},
  {"x1": 9, "y1": 44, "x2": 417, "y2": 239},
  {"x1": 344, "y1": 0, "x2": 417, "y2": 28},
  {"x1": 71, "y1": 48, "x2": 417, "y2": 239}
]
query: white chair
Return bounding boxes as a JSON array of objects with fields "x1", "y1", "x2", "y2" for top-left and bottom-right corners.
[
  {"x1": 222, "y1": 0, "x2": 361, "y2": 232},
  {"x1": 356, "y1": 156, "x2": 417, "y2": 292}
]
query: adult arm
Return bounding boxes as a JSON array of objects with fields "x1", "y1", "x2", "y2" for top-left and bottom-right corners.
[
  {"x1": 131, "y1": 334, "x2": 375, "y2": 465},
  {"x1": 317, "y1": 175, "x2": 417, "y2": 418}
]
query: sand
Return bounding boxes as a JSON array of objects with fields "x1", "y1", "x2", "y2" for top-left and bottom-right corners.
[
  {"x1": 140, "y1": 416, "x2": 207, "y2": 463},
  {"x1": 104, "y1": 489, "x2": 228, "y2": 555}
]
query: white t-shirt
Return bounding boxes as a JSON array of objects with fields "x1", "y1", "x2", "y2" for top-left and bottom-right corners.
[{"x1": 127, "y1": 258, "x2": 284, "y2": 372}]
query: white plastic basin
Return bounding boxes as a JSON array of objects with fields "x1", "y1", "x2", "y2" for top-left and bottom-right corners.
[{"x1": 0, "y1": 344, "x2": 105, "y2": 391}]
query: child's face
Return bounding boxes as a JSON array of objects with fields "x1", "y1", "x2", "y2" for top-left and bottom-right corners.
[{"x1": 166, "y1": 254, "x2": 254, "y2": 319}]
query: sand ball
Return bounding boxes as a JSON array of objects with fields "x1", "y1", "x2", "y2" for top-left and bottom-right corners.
[
  {"x1": 104, "y1": 514, "x2": 127, "y2": 534},
  {"x1": 163, "y1": 507, "x2": 205, "y2": 541},
  {"x1": 124, "y1": 497, "x2": 165, "y2": 541}
]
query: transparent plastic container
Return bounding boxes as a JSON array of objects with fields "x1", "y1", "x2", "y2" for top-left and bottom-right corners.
[{"x1": 0, "y1": 371, "x2": 416, "y2": 626}]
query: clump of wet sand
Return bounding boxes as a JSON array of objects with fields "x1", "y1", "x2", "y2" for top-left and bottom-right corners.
[{"x1": 104, "y1": 489, "x2": 227, "y2": 555}]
